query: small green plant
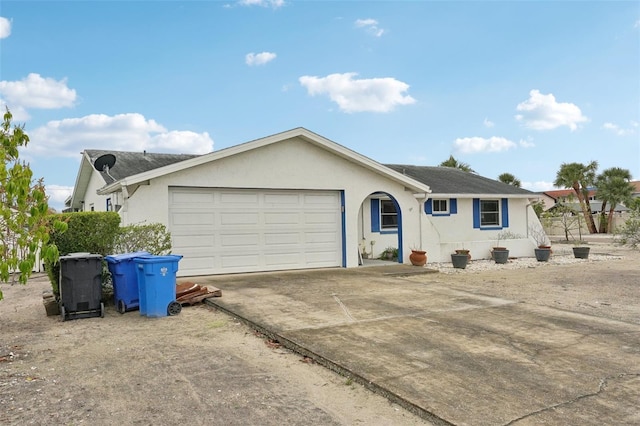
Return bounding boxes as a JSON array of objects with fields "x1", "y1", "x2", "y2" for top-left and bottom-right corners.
[
  {"x1": 615, "y1": 210, "x2": 640, "y2": 249},
  {"x1": 345, "y1": 377, "x2": 353, "y2": 386}
]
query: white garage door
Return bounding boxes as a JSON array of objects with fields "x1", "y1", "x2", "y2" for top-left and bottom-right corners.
[{"x1": 169, "y1": 187, "x2": 343, "y2": 276}]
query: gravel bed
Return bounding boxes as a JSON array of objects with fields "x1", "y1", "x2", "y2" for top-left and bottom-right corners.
[{"x1": 430, "y1": 249, "x2": 625, "y2": 274}]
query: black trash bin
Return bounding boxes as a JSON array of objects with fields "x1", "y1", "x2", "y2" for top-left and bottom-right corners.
[{"x1": 59, "y1": 253, "x2": 104, "y2": 321}]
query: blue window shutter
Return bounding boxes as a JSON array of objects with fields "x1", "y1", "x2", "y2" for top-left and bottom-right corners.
[
  {"x1": 450, "y1": 198, "x2": 457, "y2": 214},
  {"x1": 425, "y1": 199, "x2": 433, "y2": 214},
  {"x1": 502, "y1": 198, "x2": 509, "y2": 228},
  {"x1": 473, "y1": 198, "x2": 480, "y2": 229},
  {"x1": 371, "y1": 199, "x2": 380, "y2": 232}
]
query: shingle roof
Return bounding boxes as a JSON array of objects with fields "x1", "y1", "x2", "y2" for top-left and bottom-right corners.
[
  {"x1": 85, "y1": 150, "x2": 201, "y2": 184},
  {"x1": 384, "y1": 164, "x2": 535, "y2": 196}
]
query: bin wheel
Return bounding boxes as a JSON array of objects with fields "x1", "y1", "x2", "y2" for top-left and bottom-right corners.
[
  {"x1": 60, "y1": 305, "x2": 66, "y2": 322},
  {"x1": 100, "y1": 302, "x2": 105, "y2": 318},
  {"x1": 167, "y1": 301, "x2": 182, "y2": 316},
  {"x1": 117, "y1": 300, "x2": 126, "y2": 314}
]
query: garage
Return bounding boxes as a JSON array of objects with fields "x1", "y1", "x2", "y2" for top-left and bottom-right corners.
[{"x1": 169, "y1": 187, "x2": 344, "y2": 275}]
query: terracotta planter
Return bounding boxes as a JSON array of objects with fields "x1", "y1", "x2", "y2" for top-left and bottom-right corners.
[
  {"x1": 409, "y1": 250, "x2": 427, "y2": 266},
  {"x1": 455, "y1": 249, "x2": 471, "y2": 261}
]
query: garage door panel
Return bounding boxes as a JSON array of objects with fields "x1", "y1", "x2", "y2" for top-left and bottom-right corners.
[
  {"x1": 220, "y1": 192, "x2": 259, "y2": 204},
  {"x1": 264, "y1": 212, "x2": 300, "y2": 225},
  {"x1": 264, "y1": 232, "x2": 300, "y2": 246},
  {"x1": 264, "y1": 193, "x2": 300, "y2": 205},
  {"x1": 170, "y1": 187, "x2": 342, "y2": 276},
  {"x1": 220, "y1": 212, "x2": 260, "y2": 225},
  {"x1": 220, "y1": 233, "x2": 260, "y2": 247},
  {"x1": 173, "y1": 234, "x2": 214, "y2": 249},
  {"x1": 171, "y1": 190, "x2": 215, "y2": 204}
]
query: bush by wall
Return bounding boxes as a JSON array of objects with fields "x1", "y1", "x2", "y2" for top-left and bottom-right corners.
[{"x1": 45, "y1": 212, "x2": 121, "y2": 295}]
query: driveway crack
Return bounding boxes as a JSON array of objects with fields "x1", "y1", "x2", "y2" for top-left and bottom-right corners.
[{"x1": 503, "y1": 372, "x2": 640, "y2": 425}]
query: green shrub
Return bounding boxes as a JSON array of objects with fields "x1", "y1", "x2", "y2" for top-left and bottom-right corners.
[
  {"x1": 45, "y1": 212, "x2": 120, "y2": 295},
  {"x1": 113, "y1": 222, "x2": 172, "y2": 255}
]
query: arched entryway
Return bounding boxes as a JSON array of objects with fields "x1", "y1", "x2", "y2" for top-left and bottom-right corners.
[{"x1": 357, "y1": 191, "x2": 403, "y2": 265}]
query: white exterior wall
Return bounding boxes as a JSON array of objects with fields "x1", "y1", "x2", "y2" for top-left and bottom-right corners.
[
  {"x1": 118, "y1": 137, "x2": 425, "y2": 268},
  {"x1": 82, "y1": 171, "x2": 111, "y2": 212},
  {"x1": 423, "y1": 198, "x2": 539, "y2": 262}
]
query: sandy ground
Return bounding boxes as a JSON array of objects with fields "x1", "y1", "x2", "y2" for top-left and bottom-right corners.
[{"x1": 1, "y1": 239, "x2": 638, "y2": 425}]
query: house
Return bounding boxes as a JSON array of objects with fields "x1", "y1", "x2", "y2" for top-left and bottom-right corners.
[
  {"x1": 69, "y1": 127, "x2": 544, "y2": 277},
  {"x1": 539, "y1": 188, "x2": 598, "y2": 211}
]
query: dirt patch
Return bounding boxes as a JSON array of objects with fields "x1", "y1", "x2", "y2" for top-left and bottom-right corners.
[{"x1": 0, "y1": 275, "x2": 428, "y2": 425}]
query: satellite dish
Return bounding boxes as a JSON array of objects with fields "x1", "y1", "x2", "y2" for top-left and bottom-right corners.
[{"x1": 93, "y1": 154, "x2": 116, "y2": 172}]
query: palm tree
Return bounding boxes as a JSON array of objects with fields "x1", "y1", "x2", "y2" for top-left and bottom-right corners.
[
  {"x1": 497, "y1": 172, "x2": 521, "y2": 187},
  {"x1": 553, "y1": 161, "x2": 599, "y2": 234},
  {"x1": 439, "y1": 155, "x2": 475, "y2": 173},
  {"x1": 595, "y1": 167, "x2": 634, "y2": 233}
]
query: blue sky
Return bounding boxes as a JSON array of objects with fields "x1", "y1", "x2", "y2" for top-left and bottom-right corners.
[{"x1": 1, "y1": 0, "x2": 638, "y2": 212}]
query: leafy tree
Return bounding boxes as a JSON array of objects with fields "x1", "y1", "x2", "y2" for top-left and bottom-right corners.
[
  {"x1": 595, "y1": 167, "x2": 634, "y2": 233},
  {"x1": 0, "y1": 109, "x2": 67, "y2": 300},
  {"x1": 498, "y1": 172, "x2": 521, "y2": 187},
  {"x1": 439, "y1": 155, "x2": 475, "y2": 173},
  {"x1": 553, "y1": 161, "x2": 599, "y2": 234}
]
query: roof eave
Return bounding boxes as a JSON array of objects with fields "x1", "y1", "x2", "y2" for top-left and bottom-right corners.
[{"x1": 98, "y1": 127, "x2": 432, "y2": 195}]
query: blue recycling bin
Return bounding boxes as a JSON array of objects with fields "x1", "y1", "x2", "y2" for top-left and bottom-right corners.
[
  {"x1": 134, "y1": 255, "x2": 183, "y2": 318},
  {"x1": 105, "y1": 251, "x2": 150, "y2": 314}
]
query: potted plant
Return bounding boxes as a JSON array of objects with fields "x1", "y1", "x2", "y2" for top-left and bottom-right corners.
[
  {"x1": 529, "y1": 224, "x2": 552, "y2": 262},
  {"x1": 492, "y1": 230, "x2": 520, "y2": 264},
  {"x1": 380, "y1": 246, "x2": 397, "y2": 261},
  {"x1": 450, "y1": 251, "x2": 469, "y2": 269},
  {"x1": 409, "y1": 247, "x2": 427, "y2": 266},
  {"x1": 572, "y1": 241, "x2": 590, "y2": 259},
  {"x1": 454, "y1": 247, "x2": 471, "y2": 261}
]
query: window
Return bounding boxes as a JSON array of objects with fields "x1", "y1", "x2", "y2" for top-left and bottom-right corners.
[
  {"x1": 106, "y1": 198, "x2": 112, "y2": 212},
  {"x1": 432, "y1": 199, "x2": 449, "y2": 214},
  {"x1": 380, "y1": 199, "x2": 398, "y2": 229},
  {"x1": 480, "y1": 199, "x2": 500, "y2": 226}
]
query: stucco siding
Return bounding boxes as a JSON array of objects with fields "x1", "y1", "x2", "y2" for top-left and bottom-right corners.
[{"x1": 121, "y1": 138, "x2": 424, "y2": 268}]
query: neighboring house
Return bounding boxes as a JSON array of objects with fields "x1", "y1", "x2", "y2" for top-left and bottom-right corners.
[
  {"x1": 539, "y1": 188, "x2": 597, "y2": 211},
  {"x1": 69, "y1": 127, "x2": 544, "y2": 277},
  {"x1": 631, "y1": 181, "x2": 640, "y2": 199}
]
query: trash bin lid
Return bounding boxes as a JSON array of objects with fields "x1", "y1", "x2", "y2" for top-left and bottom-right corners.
[
  {"x1": 133, "y1": 254, "x2": 183, "y2": 264},
  {"x1": 105, "y1": 251, "x2": 151, "y2": 263},
  {"x1": 60, "y1": 253, "x2": 103, "y2": 261}
]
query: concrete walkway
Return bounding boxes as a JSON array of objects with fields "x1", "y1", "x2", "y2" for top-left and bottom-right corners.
[{"x1": 198, "y1": 265, "x2": 640, "y2": 425}]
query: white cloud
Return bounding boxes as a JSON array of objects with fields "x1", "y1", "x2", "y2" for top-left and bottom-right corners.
[
  {"x1": 635, "y1": 19, "x2": 640, "y2": 28},
  {"x1": 0, "y1": 73, "x2": 77, "y2": 111},
  {"x1": 355, "y1": 18, "x2": 385, "y2": 37},
  {"x1": 0, "y1": 17, "x2": 11, "y2": 39},
  {"x1": 483, "y1": 118, "x2": 494, "y2": 128},
  {"x1": 25, "y1": 113, "x2": 214, "y2": 158},
  {"x1": 245, "y1": 51, "x2": 277, "y2": 66},
  {"x1": 602, "y1": 121, "x2": 636, "y2": 136},
  {"x1": 299, "y1": 72, "x2": 415, "y2": 113},
  {"x1": 515, "y1": 89, "x2": 588, "y2": 131},
  {"x1": 238, "y1": 0, "x2": 284, "y2": 8},
  {"x1": 519, "y1": 138, "x2": 535, "y2": 148},
  {"x1": 453, "y1": 136, "x2": 517, "y2": 154},
  {"x1": 522, "y1": 181, "x2": 555, "y2": 192},
  {"x1": 46, "y1": 184, "x2": 74, "y2": 211}
]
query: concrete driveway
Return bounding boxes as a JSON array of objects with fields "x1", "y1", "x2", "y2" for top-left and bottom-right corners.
[{"x1": 196, "y1": 264, "x2": 640, "y2": 426}]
